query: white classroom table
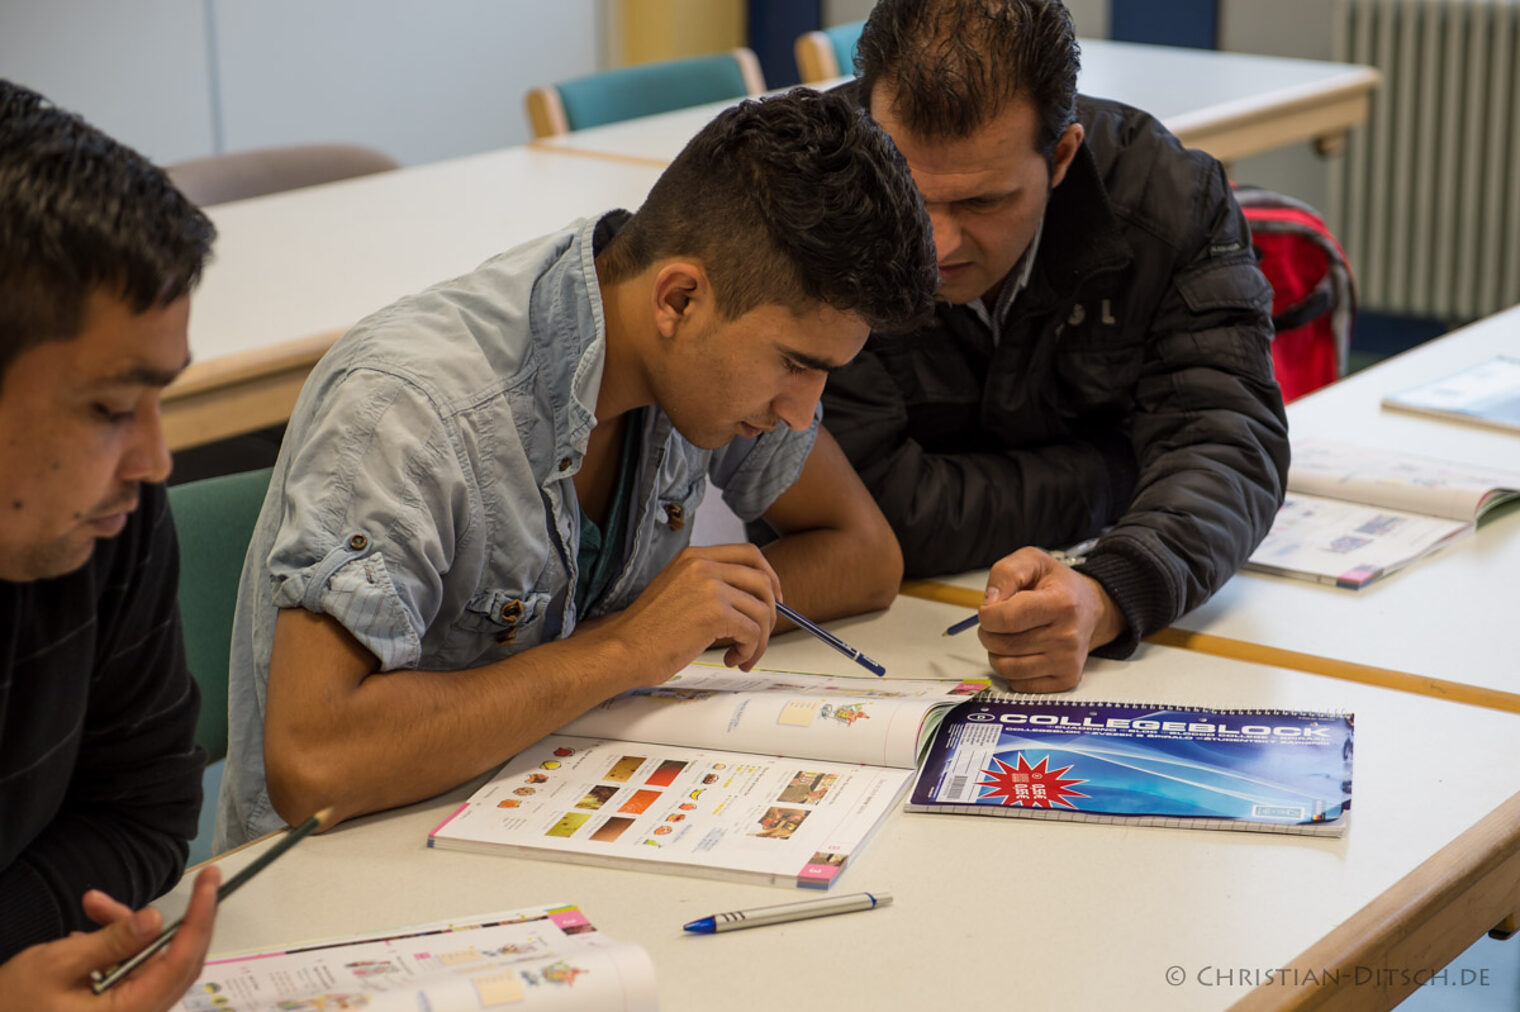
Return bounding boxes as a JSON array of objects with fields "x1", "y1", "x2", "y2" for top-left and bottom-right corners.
[
  {"x1": 1169, "y1": 305, "x2": 1520, "y2": 705},
  {"x1": 164, "y1": 148, "x2": 663, "y2": 450},
  {"x1": 533, "y1": 39, "x2": 1380, "y2": 166},
  {"x1": 159, "y1": 594, "x2": 1520, "y2": 1011}
]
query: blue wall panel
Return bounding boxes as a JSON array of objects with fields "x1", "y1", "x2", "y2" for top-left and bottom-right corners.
[{"x1": 1109, "y1": 0, "x2": 1218, "y2": 50}]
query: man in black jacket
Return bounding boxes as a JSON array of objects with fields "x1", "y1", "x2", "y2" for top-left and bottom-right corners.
[
  {"x1": 823, "y1": 0, "x2": 1289, "y2": 690},
  {"x1": 0, "y1": 79, "x2": 221, "y2": 1008}
]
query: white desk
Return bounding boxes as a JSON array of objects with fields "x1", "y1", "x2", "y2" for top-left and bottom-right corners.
[
  {"x1": 165, "y1": 148, "x2": 662, "y2": 450},
  {"x1": 1168, "y1": 307, "x2": 1520, "y2": 706},
  {"x1": 534, "y1": 39, "x2": 1380, "y2": 166},
  {"x1": 160, "y1": 595, "x2": 1520, "y2": 1010}
]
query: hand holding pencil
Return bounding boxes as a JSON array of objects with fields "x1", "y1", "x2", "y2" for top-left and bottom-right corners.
[
  {"x1": 0, "y1": 864, "x2": 220, "y2": 1012},
  {"x1": 88, "y1": 806, "x2": 333, "y2": 995}
]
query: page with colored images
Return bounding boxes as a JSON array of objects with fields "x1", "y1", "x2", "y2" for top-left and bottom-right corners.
[
  {"x1": 558, "y1": 665, "x2": 986, "y2": 769},
  {"x1": 1286, "y1": 439, "x2": 1520, "y2": 521},
  {"x1": 173, "y1": 904, "x2": 655, "y2": 1012},
  {"x1": 429, "y1": 735, "x2": 911, "y2": 889},
  {"x1": 1245, "y1": 492, "x2": 1470, "y2": 588},
  {"x1": 908, "y1": 698, "x2": 1352, "y2": 837}
]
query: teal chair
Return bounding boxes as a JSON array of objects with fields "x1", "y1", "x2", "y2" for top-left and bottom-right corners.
[
  {"x1": 525, "y1": 48, "x2": 765, "y2": 138},
  {"x1": 795, "y1": 21, "x2": 864, "y2": 84},
  {"x1": 167, "y1": 467, "x2": 274, "y2": 865}
]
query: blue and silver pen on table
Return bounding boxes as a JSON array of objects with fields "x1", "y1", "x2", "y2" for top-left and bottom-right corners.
[
  {"x1": 775, "y1": 601, "x2": 886, "y2": 676},
  {"x1": 683, "y1": 890, "x2": 892, "y2": 934}
]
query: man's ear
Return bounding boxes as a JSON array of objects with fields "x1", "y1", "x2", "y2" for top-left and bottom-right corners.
[
  {"x1": 1049, "y1": 122, "x2": 1084, "y2": 190},
  {"x1": 651, "y1": 261, "x2": 707, "y2": 340}
]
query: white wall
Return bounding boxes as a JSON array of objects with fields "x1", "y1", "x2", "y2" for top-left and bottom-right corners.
[
  {"x1": 0, "y1": 0, "x2": 602, "y2": 168},
  {"x1": 0, "y1": 0, "x2": 217, "y2": 164},
  {"x1": 1220, "y1": 0, "x2": 1336, "y2": 210}
]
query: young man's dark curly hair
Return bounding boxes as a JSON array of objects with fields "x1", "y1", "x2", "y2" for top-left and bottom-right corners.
[
  {"x1": 596, "y1": 87, "x2": 937, "y2": 333},
  {"x1": 856, "y1": 0, "x2": 1081, "y2": 170},
  {"x1": 0, "y1": 78, "x2": 215, "y2": 382}
]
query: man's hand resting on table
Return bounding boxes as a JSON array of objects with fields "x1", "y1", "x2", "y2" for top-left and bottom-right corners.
[{"x1": 977, "y1": 547, "x2": 1126, "y2": 692}]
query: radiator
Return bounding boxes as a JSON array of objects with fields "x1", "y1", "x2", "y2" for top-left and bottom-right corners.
[{"x1": 1330, "y1": 0, "x2": 1520, "y2": 321}]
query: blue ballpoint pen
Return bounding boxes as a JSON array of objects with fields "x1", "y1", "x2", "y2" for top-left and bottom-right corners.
[
  {"x1": 943, "y1": 613, "x2": 980, "y2": 637},
  {"x1": 775, "y1": 602, "x2": 886, "y2": 676}
]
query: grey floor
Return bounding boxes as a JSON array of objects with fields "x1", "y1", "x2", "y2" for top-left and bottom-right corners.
[{"x1": 1395, "y1": 933, "x2": 1520, "y2": 1010}]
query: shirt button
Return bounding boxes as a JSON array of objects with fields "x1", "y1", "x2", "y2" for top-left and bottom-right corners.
[
  {"x1": 558, "y1": 457, "x2": 572, "y2": 472},
  {"x1": 347, "y1": 533, "x2": 369, "y2": 551},
  {"x1": 664, "y1": 503, "x2": 685, "y2": 531},
  {"x1": 499, "y1": 599, "x2": 524, "y2": 623},
  {"x1": 495, "y1": 629, "x2": 517, "y2": 645}
]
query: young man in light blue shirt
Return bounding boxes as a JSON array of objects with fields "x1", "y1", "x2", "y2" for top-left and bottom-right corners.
[{"x1": 218, "y1": 89, "x2": 938, "y2": 848}]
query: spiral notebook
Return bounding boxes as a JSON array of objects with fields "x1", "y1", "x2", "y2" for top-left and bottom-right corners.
[{"x1": 907, "y1": 697, "x2": 1353, "y2": 836}]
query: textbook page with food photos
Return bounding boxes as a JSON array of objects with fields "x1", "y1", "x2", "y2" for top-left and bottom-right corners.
[
  {"x1": 429, "y1": 666, "x2": 985, "y2": 889},
  {"x1": 908, "y1": 698, "x2": 1353, "y2": 837},
  {"x1": 172, "y1": 903, "x2": 655, "y2": 1012},
  {"x1": 1244, "y1": 438, "x2": 1520, "y2": 588}
]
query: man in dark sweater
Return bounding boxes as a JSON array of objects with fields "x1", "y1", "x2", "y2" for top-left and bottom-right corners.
[
  {"x1": 0, "y1": 79, "x2": 221, "y2": 1006},
  {"x1": 823, "y1": 0, "x2": 1289, "y2": 690}
]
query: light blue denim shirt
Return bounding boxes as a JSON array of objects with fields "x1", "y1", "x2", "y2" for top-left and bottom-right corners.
[{"x1": 216, "y1": 215, "x2": 819, "y2": 848}]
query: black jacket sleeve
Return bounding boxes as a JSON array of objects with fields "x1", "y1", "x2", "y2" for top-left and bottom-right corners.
[
  {"x1": 0, "y1": 486, "x2": 203, "y2": 958},
  {"x1": 823, "y1": 353, "x2": 1141, "y2": 576},
  {"x1": 1075, "y1": 161, "x2": 1289, "y2": 656}
]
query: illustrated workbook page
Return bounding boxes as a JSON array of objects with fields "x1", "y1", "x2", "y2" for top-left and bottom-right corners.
[
  {"x1": 173, "y1": 904, "x2": 655, "y2": 1012},
  {"x1": 1286, "y1": 439, "x2": 1520, "y2": 520},
  {"x1": 558, "y1": 665, "x2": 986, "y2": 768},
  {"x1": 1246, "y1": 494, "x2": 1469, "y2": 588},
  {"x1": 1382, "y1": 355, "x2": 1520, "y2": 433},
  {"x1": 430, "y1": 735, "x2": 910, "y2": 888}
]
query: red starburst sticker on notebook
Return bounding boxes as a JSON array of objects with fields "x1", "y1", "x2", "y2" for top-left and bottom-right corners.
[{"x1": 977, "y1": 754, "x2": 1088, "y2": 809}]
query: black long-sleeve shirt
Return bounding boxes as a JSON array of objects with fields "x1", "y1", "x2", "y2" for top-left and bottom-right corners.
[{"x1": 0, "y1": 482, "x2": 203, "y2": 960}]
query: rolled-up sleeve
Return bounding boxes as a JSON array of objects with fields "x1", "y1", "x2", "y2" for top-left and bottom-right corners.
[{"x1": 265, "y1": 368, "x2": 472, "y2": 671}]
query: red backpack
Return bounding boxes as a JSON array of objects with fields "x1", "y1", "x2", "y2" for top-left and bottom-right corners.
[{"x1": 1234, "y1": 186, "x2": 1356, "y2": 403}]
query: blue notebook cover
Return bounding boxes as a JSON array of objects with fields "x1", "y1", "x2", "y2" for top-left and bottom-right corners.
[{"x1": 907, "y1": 699, "x2": 1353, "y2": 836}]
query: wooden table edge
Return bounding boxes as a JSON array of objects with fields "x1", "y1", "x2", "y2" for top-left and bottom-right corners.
[{"x1": 1232, "y1": 788, "x2": 1520, "y2": 1010}]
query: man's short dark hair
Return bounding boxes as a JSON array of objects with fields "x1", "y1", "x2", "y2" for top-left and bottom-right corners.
[
  {"x1": 0, "y1": 79, "x2": 215, "y2": 382},
  {"x1": 596, "y1": 88, "x2": 936, "y2": 333},
  {"x1": 856, "y1": 0, "x2": 1081, "y2": 165}
]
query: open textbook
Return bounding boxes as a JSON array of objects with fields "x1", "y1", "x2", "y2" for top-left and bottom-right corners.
[
  {"x1": 173, "y1": 903, "x2": 656, "y2": 1012},
  {"x1": 1382, "y1": 355, "x2": 1520, "y2": 433},
  {"x1": 908, "y1": 698, "x2": 1353, "y2": 836},
  {"x1": 1245, "y1": 439, "x2": 1520, "y2": 588},
  {"x1": 430, "y1": 666, "x2": 984, "y2": 889}
]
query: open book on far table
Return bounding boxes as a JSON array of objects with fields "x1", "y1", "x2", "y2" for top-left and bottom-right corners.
[
  {"x1": 430, "y1": 666, "x2": 985, "y2": 889},
  {"x1": 1244, "y1": 439, "x2": 1520, "y2": 588},
  {"x1": 172, "y1": 904, "x2": 655, "y2": 1012},
  {"x1": 1382, "y1": 355, "x2": 1520, "y2": 433}
]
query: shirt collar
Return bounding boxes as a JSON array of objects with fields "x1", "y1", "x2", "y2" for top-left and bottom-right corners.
[{"x1": 966, "y1": 217, "x2": 1044, "y2": 337}]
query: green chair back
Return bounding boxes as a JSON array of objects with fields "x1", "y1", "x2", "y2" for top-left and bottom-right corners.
[
  {"x1": 826, "y1": 21, "x2": 864, "y2": 77},
  {"x1": 556, "y1": 50, "x2": 761, "y2": 131},
  {"x1": 167, "y1": 467, "x2": 273, "y2": 763}
]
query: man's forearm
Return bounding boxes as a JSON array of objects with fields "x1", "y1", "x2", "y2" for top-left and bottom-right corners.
[
  {"x1": 264, "y1": 612, "x2": 654, "y2": 830},
  {"x1": 762, "y1": 523, "x2": 902, "y2": 624}
]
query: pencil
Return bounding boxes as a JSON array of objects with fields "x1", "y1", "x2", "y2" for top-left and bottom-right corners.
[
  {"x1": 942, "y1": 613, "x2": 980, "y2": 636},
  {"x1": 776, "y1": 602, "x2": 886, "y2": 676},
  {"x1": 91, "y1": 806, "x2": 334, "y2": 994}
]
